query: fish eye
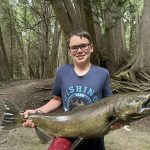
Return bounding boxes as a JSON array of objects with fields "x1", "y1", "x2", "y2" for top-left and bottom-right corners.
[{"x1": 135, "y1": 99, "x2": 139, "y2": 102}]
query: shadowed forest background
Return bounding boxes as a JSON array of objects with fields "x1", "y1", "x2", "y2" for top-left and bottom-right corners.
[{"x1": 0, "y1": 0, "x2": 150, "y2": 92}]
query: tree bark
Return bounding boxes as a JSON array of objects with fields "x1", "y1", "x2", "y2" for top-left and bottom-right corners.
[
  {"x1": 49, "y1": 0, "x2": 101, "y2": 65},
  {"x1": 50, "y1": 20, "x2": 61, "y2": 77},
  {"x1": 49, "y1": 0, "x2": 74, "y2": 35},
  {"x1": 103, "y1": 2, "x2": 128, "y2": 74},
  {"x1": 0, "y1": 26, "x2": 11, "y2": 81},
  {"x1": 39, "y1": 1, "x2": 50, "y2": 78},
  {"x1": 129, "y1": 0, "x2": 150, "y2": 82},
  {"x1": 115, "y1": 0, "x2": 150, "y2": 83},
  {"x1": 57, "y1": 31, "x2": 69, "y2": 68},
  {"x1": 79, "y1": 0, "x2": 101, "y2": 65}
]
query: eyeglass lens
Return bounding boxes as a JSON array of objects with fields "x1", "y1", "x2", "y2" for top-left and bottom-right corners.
[{"x1": 69, "y1": 43, "x2": 90, "y2": 52}]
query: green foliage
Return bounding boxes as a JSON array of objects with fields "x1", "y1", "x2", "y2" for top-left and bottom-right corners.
[
  {"x1": 92, "y1": 0, "x2": 143, "y2": 52},
  {"x1": 122, "y1": 0, "x2": 143, "y2": 53},
  {"x1": 0, "y1": 0, "x2": 144, "y2": 79},
  {"x1": 0, "y1": 0, "x2": 57, "y2": 79}
]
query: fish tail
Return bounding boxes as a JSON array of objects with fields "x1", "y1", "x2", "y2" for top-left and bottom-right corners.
[{"x1": 0, "y1": 99, "x2": 24, "y2": 130}]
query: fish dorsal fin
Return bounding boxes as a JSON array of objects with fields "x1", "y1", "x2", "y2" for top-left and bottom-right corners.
[
  {"x1": 35, "y1": 126, "x2": 53, "y2": 144},
  {"x1": 70, "y1": 138, "x2": 84, "y2": 150}
]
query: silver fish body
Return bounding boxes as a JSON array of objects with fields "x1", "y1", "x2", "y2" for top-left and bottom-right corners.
[{"x1": 1, "y1": 92, "x2": 150, "y2": 139}]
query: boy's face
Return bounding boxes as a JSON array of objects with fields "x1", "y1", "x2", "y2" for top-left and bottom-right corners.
[{"x1": 68, "y1": 35, "x2": 93, "y2": 65}]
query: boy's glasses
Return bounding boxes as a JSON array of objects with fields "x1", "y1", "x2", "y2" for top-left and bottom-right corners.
[{"x1": 69, "y1": 43, "x2": 91, "y2": 53}]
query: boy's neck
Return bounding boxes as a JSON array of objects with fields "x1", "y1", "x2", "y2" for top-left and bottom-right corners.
[{"x1": 74, "y1": 62, "x2": 91, "y2": 76}]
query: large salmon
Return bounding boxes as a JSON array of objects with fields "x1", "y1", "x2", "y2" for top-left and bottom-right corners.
[{"x1": 0, "y1": 92, "x2": 150, "y2": 145}]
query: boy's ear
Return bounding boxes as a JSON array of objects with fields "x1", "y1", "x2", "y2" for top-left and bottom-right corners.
[{"x1": 90, "y1": 44, "x2": 94, "y2": 52}]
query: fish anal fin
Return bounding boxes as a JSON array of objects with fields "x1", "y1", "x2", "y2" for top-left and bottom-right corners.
[{"x1": 35, "y1": 126, "x2": 53, "y2": 144}]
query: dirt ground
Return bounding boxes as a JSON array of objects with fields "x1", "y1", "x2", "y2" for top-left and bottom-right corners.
[{"x1": 0, "y1": 79, "x2": 150, "y2": 150}]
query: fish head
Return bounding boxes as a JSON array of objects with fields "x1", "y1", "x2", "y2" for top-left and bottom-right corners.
[{"x1": 114, "y1": 92, "x2": 150, "y2": 122}]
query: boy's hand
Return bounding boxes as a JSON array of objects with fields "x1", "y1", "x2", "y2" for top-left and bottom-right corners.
[
  {"x1": 23, "y1": 109, "x2": 37, "y2": 118},
  {"x1": 22, "y1": 109, "x2": 36, "y2": 128},
  {"x1": 23, "y1": 119, "x2": 35, "y2": 128}
]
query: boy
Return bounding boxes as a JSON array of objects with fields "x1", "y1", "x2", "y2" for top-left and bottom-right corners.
[{"x1": 23, "y1": 30, "x2": 112, "y2": 150}]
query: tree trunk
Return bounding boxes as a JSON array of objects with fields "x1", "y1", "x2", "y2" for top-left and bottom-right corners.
[
  {"x1": 129, "y1": 0, "x2": 150, "y2": 82},
  {"x1": 39, "y1": 1, "x2": 50, "y2": 78},
  {"x1": 0, "y1": 26, "x2": 11, "y2": 81},
  {"x1": 9, "y1": 12, "x2": 15, "y2": 78},
  {"x1": 57, "y1": 31, "x2": 69, "y2": 68},
  {"x1": 129, "y1": 1, "x2": 140, "y2": 55},
  {"x1": 49, "y1": 0, "x2": 74, "y2": 35},
  {"x1": 79, "y1": 0, "x2": 101, "y2": 65},
  {"x1": 48, "y1": 0, "x2": 101, "y2": 65},
  {"x1": 50, "y1": 20, "x2": 61, "y2": 77},
  {"x1": 103, "y1": 2, "x2": 128, "y2": 74}
]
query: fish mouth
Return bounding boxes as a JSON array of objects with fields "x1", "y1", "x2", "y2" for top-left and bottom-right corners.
[
  {"x1": 142, "y1": 98, "x2": 150, "y2": 108},
  {"x1": 140, "y1": 98, "x2": 150, "y2": 113}
]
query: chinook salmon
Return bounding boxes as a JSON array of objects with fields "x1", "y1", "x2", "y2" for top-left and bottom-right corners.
[{"x1": 0, "y1": 92, "x2": 150, "y2": 147}]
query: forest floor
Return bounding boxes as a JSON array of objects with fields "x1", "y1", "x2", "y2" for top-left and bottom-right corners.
[{"x1": 0, "y1": 79, "x2": 149, "y2": 150}]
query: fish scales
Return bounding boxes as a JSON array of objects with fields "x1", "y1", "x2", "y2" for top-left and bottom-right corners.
[
  {"x1": 30, "y1": 103, "x2": 112, "y2": 138},
  {"x1": 0, "y1": 92, "x2": 150, "y2": 140}
]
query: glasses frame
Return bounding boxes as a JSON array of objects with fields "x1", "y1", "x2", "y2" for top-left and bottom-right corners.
[{"x1": 69, "y1": 43, "x2": 91, "y2": 53}]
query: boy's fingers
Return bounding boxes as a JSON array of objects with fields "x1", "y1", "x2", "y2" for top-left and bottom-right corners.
[
  {"x1": 23, "y1": 110, "x2": 30, "y2": 118},
  {"x1": 31, "y1": 123, "x2": 35, "y2": 128},
  {"x1": 23, "y1": 119, "x2": 34, "y2": 128}
]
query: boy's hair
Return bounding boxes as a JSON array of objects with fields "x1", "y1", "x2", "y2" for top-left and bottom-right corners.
[{"x1": 67, "y1": 30, "x2": 92, "y2": 47}]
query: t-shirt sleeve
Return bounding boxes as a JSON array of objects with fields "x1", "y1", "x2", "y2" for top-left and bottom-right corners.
[
  {"x1": 52, "y1": 69, "x2": 62, "y2": 97},
  {"x1": 102, "y1": 71, "x2": 112, "y2": 98}
]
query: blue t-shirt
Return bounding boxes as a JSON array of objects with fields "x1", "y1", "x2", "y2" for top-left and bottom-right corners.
[{"x1": 52, "y1": 64, "x2": 112, "y2": 112}]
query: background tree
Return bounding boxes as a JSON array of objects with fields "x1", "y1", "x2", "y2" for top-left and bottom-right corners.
[
  {"x1": 49, "y1": 0, "x2": 101, "y2": 65},
  {"x1": 102, "y1": 0, "x2": 129, "y2": 73},
  {"x1": 0, "y1": 26, "x2": 11, "y2": 80},
  {"x1": 127, "y1": 0, "x2": 150, "y2": 82},
  {"x1": 1, "y1": 0, "x2": 150, "y2": 92}
]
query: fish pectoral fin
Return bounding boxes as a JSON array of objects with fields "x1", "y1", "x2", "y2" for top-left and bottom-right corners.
[
  {"x1": 103, "y1": 118, "x2": 119, "y2": 134},
  {"x1": 35, "y1": 126, "x2": 53, "y2": 144},
  {"x1": 70, "y1": 138, "x2": 84, "y2": 150}
]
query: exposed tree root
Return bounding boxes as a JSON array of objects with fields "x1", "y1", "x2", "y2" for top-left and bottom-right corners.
[{"x1": 111, "y1": 79, "x2": 150, "y2": 94}]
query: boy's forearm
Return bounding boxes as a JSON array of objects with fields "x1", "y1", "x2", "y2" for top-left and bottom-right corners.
[{"x1": 35, "y1": 96, "x2": 62, "y2": 113}]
